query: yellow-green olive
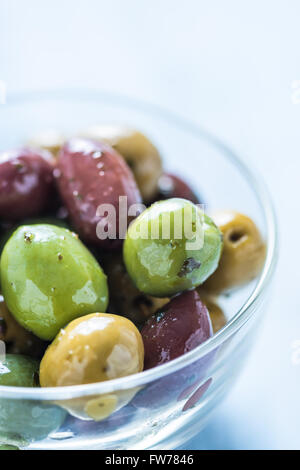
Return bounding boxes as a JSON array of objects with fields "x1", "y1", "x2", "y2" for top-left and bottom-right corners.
[
  {"x1": 204, "y1": 211, "x2": 266, "y2": 293},
  {"x1": 27, "y1": 129, "x2": 66, "y2": 157},
  {"x1": 0, "y1": 295, "x2": 45, "y2": 358},
  {"x1": 103, "y1": 253, "x2": 169, "y2": 326},
  {"x1": 79, "y1": 126, "x2": 163, "y2": 202},
  {"x1": 40, "y1": 313, "x2": 144, "y2": 387},
  {"x1": 40, "y1": 313, "x2": 144, "y2": 421}
]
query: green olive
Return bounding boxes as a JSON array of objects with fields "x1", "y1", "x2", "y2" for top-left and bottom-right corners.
[
  {"x1": 123, "y1": 198, "x2": 223, "y2": 297},
  {"x1": 0, "y1": 354, "x2": 39, "y2": 387},
  {"x1": 0, "y1": 224, "x2": 109, "y2": 340},
  {"x1": 0, "y1": 445, "x2": 19, "y2": 450},
  {"x1": 203, "y1": 211, "x2": 266, "y2": 293},
  {"x1": 0, "y1": 397, "x2": 66, "y2": 447},
  {"x1": 79, "y1": 126, "x2": 163, "y2": 202},
  {"x1": 103, "y1": 253, "x2": 169, "y2": 326},
  {"x1": 0, "y1": 354, "x2": 66, "y2": 445}
]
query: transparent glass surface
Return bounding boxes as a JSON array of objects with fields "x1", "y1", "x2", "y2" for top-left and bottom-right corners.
[{"x1": 0, "y1": 90, "x2": 277, "y2": 449}]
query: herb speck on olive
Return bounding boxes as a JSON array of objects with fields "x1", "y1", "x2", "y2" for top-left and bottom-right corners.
[
  {"x1": 24, "y1": 232, "x2": 34, "y2": 243},
  {"x1": 178, "y1": 258, "x2": 201, "y2": 278}
]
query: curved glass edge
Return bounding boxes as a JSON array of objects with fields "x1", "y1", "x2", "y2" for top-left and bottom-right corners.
[{"x1": 0, "y1": 89, "x2": 278, "y2": 400}]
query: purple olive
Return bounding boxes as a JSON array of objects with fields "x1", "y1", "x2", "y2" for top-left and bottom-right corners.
[
  {"x1": 133, "y1": 290, "x2": 214, "y2": 410},
  {"x1": 141, "y1": 289, "x2": 213, "y2": 370},
  {"x1": 155, "y1": 173, "x2": 200, "y2": 205},
  {"x1": 0, "y1": 148, "x2": 55, "y2": 221},
  {"x1": 57, "y1": 139, "x2": 142, "y2": 249}
]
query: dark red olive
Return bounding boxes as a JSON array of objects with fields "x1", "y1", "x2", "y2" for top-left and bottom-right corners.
[
  {"x1": 155, "y1": 173, "x2": 200, "y2": 205},
  {"x1": 141, "y1": 289, "x2": 213, "y2": 370},
  {"x1": 57, "y1": 139, "x2": 142, "y2": 248},
  {"x1": 133, "y1": 290, "x2": 215, "y2": 410},
  {"x1": 0, "y1": 148, "x2": 55, "y2": 221}
]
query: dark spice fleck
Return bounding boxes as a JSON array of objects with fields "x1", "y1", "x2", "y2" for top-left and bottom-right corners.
[
  {"x1": 178, "y1": 257, "x2": 201, "y2": 277},
  {"x1": 24, "y1": 232, "x2": 33, "y2": 243}
]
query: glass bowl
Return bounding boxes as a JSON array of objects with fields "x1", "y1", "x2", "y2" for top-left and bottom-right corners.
[{"x1": 0, "y1": 90, "x2": 277, "y2": 450}]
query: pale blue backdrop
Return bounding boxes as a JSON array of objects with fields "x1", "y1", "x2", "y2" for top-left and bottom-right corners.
[{"x1": 1, "y1": 0, "x2": 299, "y2": 450}]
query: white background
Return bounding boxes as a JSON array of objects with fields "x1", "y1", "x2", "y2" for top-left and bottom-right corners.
[{"x1": 1, "y1": 0, "x2": 300, "y2": 449}]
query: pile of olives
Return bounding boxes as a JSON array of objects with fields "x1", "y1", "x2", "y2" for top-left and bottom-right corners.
[{"x1": 0, "y1": 126, "x2": 266, "y2": 422}]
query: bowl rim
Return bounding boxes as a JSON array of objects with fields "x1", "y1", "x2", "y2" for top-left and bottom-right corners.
[{"x1": 0, "y1": 89, "x2": 278, "y2": 400}]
